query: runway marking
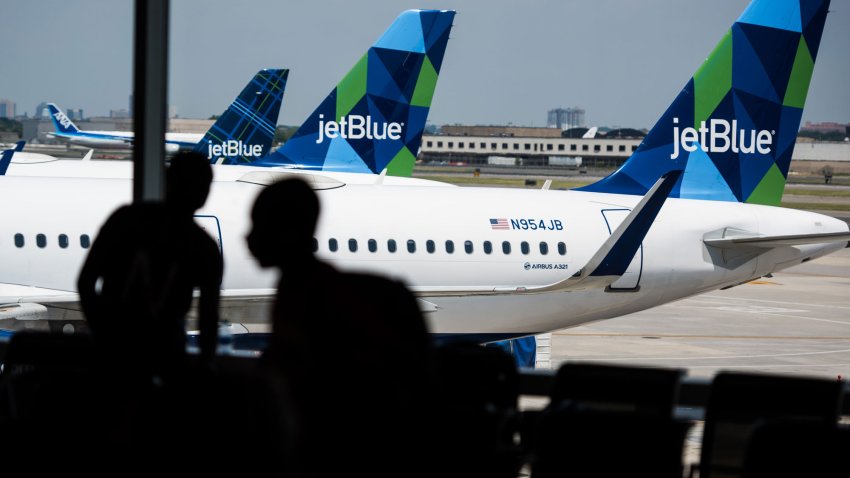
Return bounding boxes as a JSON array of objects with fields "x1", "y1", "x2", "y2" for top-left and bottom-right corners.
[
  {"x1": 555, "y1": 332, "x2": 850, "y2": 340},
  {"x1": 760, "y1": 311, "x2": 850, "y2": 327},
  {"x1": 560, "y1": 348, "x2": 850, "y2": 362},
  {"x1": 685, "y1": 363, "x2": 850, "y2": 370},
  {"x1": 698, "y1": 294, "x2": 850, "y2": 311}
]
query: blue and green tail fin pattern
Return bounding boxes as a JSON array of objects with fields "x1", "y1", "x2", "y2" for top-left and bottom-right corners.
[
  {"x1": 259, "y1": 10, "x2": 455, "y2": 176},
  {"x1": 580, "y1": 0, "x2": 830, "y2": 206}
]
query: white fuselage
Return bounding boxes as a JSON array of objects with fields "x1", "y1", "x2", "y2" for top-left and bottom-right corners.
[
  {"x1": 50, "y1": 131, "x2": 203, "y2": 151},
  {"x1": 1, "y1": 176, "x2": 845, "y2": 337}
]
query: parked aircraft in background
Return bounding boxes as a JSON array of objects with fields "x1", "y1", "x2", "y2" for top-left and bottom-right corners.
[
  {"x1": 1, "y1": 0, "x2": 846, "y2": 344},
  {"x1": 44, "y1": 68, "x2": 287, "y2": 160}
]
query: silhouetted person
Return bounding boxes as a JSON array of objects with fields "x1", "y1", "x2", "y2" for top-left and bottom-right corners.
[
  {"x1": 247, "y1": 178, "x2": 436, "y2": 478},
  {"x1": 78, "y1": 151, "x2": 221, "y2": 379}
]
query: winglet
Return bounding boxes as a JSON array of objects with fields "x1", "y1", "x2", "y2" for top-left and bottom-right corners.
[
  {"x1": 13, "y1": 141, "x2": 25, "y2": 152},
  {"x1": 0, "y1": 149, "x2": 13, "y2": 175},
  {"x1": 82, "y1": 149, "x2": 94, "y2": 161}
]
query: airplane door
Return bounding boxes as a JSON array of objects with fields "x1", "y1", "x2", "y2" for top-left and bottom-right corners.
[
  {"x1": 194, "y1": 215, "x2": 223, "y2": 255},
  {"x1": 601, "y1": 209, "x2": 642, "y2": 291}
]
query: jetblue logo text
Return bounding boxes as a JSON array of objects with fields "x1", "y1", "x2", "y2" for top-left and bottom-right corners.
[
  {"x1": 316, "y1": 114, "x2": 403, "y2": 144},
  {"x1": 207, "y1": 140, "x2": 263, "y2": 159},
  {"x1": 53, "y1": 111, "x2": 73, "y2": 130},
  {"x1": 671, "y1": 118, "x2": 774, "y2": 160},
  {"x1": 511, "y1": 219, "x2": 563, "y2": 231}
]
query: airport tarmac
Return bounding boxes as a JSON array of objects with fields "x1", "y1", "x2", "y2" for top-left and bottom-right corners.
[{"x1": 548, "y1": 246, "x2": 850, "y2": 380}]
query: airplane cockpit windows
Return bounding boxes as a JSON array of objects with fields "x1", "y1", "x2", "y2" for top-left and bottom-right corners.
[
  {"x1": 387, "y1": 239, "x2": 397, "y2": 253},
  {"x1": 483, "y1": 241, "x2": 493, "y2": 254},
  {"x1": 36, "y1": 234, "x2": 47, "y2": 248},
  {"x1": 348, "y1": 239, "x2": 358, "y2": 252},
  {"x1": 426, "y1": 240, "x2": 435, "y2": 253},
  {"x1": 329, "y1": 238, "x2": 339, "y2": 252},
  {"x1": 80, "y1": 234, "x2": 91, "y2": 249},
  {"x1": 445, "y1": 240, "x2": 455, "y2": 253},
  {"x1": 407, "y1": 240, "x2": 416, "y2": 253},
  {"x1": 368, "y1": 239, "x2": 378, "y2": 253},
  {"x1": 521, "y1": 241, "x2": 530, "y2": 255},
  {"x1": 59, "y1": 234, "x2": 69, "y2": 249},
  {"x1": 464, "y1": 240, "x2": 473, "y2": 254},
  {"x1": 557, "y1": 242, "x2": 567, "y2": 255},
  {"x1": 502, "y1": 241, "x2": 511, "y2": 254},
  {"x1": 539, "y1": 242, "x2": 549, "y2": 255},
  {"x1": 14, "y1": 233, "x2": 24, "y2": 248}
]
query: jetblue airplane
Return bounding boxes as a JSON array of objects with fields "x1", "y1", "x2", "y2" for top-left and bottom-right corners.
[
  {"x1": 1, "y1": 0, "x2": 847, "y2": 343},
  {"x1": 44, "y1": 68, "x2": 288, "y2": 160},
  {"x1": 16, "y1": 10, "x2": 454, "y2": 182}
]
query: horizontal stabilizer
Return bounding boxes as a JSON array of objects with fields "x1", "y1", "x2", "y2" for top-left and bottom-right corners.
[{"x1": 704, "y1": 231, "x2": 850, "y2": 249}]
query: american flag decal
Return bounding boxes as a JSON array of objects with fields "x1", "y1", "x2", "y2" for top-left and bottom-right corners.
[{"x1": 490, "y1": 218, "x2": 509, "y2": 230}]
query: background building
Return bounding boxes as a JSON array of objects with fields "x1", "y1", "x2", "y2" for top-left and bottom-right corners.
[
  {"x1": 547, "y1": 107, "x2": 585, "y2": 130},
  {"x1": 0, "y1": 99, "x2": 16, "y2": 118}
]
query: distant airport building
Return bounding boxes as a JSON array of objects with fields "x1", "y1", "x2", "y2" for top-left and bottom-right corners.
[
  {"x1": 800, "y1": 121, "x2": 849, "y2": 134},
  {"x1": 442, "y1": 125, "x2": 562, "y2": 138},
  {"x1": 66, "y1": 108, "x2": 85, "y2": 121},
  {"x1": 547, "y1": 107, "x2": 585, "y2": 130},
  {"x1": 0, "y1": 99, "x2": 16, "y2": 118}
]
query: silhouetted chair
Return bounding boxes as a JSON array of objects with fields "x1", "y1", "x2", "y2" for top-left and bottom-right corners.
[
  {"x1": 531, "y1": 363, "x2": 689, "y2": 478},
  {"x1": 433, "y1": 342, "x2": 523, "y2": 478},
  {"x1": 742, "y1": 420, "x2": 849, "y2": 478},
  {"x1": 0, "y1": 331, "x2": 94, "y2": 420},
  {"x1": 699, "y1": 372, "x2": 844, "y2": 478}
]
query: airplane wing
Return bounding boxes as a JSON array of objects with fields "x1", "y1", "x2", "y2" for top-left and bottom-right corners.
[
  {"x1": 704, "y1": 231, "x2": 850, "y2": 249},
  {"x1": 410, "y1": 170, "x2": 683, "y2": 297}
]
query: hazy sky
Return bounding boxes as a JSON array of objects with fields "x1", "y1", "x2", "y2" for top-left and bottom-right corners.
[{"x1": 2, "y1": 0, "x2": 848, "y2": 129}]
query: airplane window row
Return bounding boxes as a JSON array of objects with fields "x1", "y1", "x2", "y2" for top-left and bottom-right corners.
[
  {"x1": 13, "y1": 233, "x2": 92, "y2": 249},
  {"x1": 315, "y1": 238, "x2": 567, "y2": 256}
]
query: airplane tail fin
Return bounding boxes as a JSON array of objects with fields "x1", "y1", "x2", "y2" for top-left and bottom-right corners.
[
  {"x1": 47, "y1": 103, "x2": 81, "y2": 134},
  {"x1": 579, "y1": 0, "x2": 830, "y2": 206},
  {"x1": 261, "y1": 9, "x2": 456, "y2": 176},
  {"x1": 195, "y1": 69, "x2": 289, "y2": 165}
]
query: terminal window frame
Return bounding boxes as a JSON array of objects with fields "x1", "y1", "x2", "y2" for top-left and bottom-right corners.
[
  {"x1": 619, "y1": 145, "x2": 626, "y2": 152},
  {"x1": 513, "y1": 144, "x2": 519, "y2": 150},
  {"x1": 558, "y1": 144, "x2": 565, "y2": 151},
  {"x1": 571, "y1": 144, "x2": 577, "y2": 151}
]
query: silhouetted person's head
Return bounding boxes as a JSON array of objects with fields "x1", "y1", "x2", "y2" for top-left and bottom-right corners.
[
  {"x1": 166, "y1": 151, "x2": 213, "y2": 214},
  {"x1": 248, "y1": 178, "x2": 319, "y2": 268}
]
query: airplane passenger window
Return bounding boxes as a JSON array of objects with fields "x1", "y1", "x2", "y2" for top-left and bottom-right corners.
[
  {"x1": 521, "y1": 241, "x2": 530, "y2": 255},
  {"x1": 80, "y1": 234, "x2": 91, "y2": 249},
  {"x1": 312, "y1": 238, "x2": 318, "y2": 252},
  {"x1": 539, "y1": 242, "x2": 549, "y2": 255},
  {"x1": 558, "y1": 242, "x2": 567, "y2": 255},
  {"x1": 36, "y1": 234, "x2": 47, "y2": 248},
  {"x1": 464, "y1": 240, "x2": 473, "y2": 254},
  {"x1": 348, "y1": 239, "x2": 358, "y2": 252},
  {"x1": 329, "y1": 238, "x2": 338, "y2": 252},
  {"x1": 445, "y1": 240, "x2": 454, "y2": 254},
  {"x1": 407, "y1": 240, "x2": 416, "y2": 253},
  {"x1": 502, "y1": 241, "x2": 511, "y2": 254},
  {"x1": 58, "y1": 234, "x2": 69, "y2": 249},
  {"x1": 483, "y1": 241, "x2": 492, "y2": 254},
  {"x1": 388, "y1": 239, "x2": 397, "y2": 253},
  {"x1": 368, "y1": 239, "x2": 377, "y2": 253},
  {"x1": 426, "y1": 240, "x2": 435, "y2": 253},
  {"x1": 14, "y1": 233, "x2": 24, "y2": 248}
]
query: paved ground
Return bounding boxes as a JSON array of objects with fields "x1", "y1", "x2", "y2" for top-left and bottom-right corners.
[{"x1": 549, "y1": 247, "x2": 850, "y2": 380}]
